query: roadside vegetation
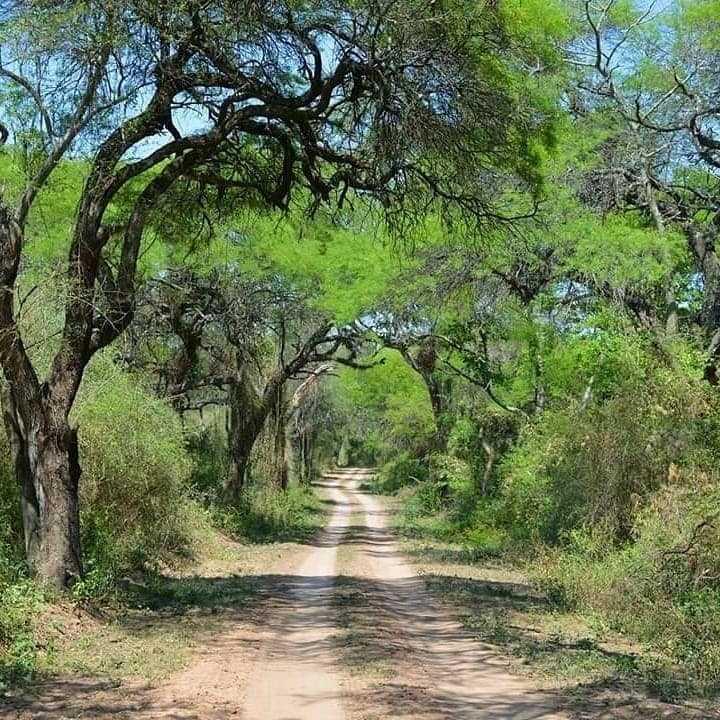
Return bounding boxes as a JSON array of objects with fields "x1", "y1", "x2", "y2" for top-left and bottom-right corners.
[{"x1": 363, "y1": 360, "x2": 720, "y2": 701}]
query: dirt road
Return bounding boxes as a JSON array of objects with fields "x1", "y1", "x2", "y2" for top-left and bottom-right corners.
[
  {"x1": 4, "y1": 469, "x2": 565, "y2": 719},
  {"x1": 241, "y1": 468, "x2": 564, "y2": 720}
]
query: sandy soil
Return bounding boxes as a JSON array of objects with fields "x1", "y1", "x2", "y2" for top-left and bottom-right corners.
[
  {"x1": 2, "y1": 469, "x2": 571, "y2": 720},
  {"x1": 333, "y1": 469, "x2": 565, "y2": 720}
]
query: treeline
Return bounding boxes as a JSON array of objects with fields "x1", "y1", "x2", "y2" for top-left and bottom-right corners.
[{"x1": 337, "y1": 0, "x2": 720, "y2": 699}]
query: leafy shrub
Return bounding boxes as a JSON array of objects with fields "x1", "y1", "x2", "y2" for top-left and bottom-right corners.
[
  {"x1": 474, "y1": 357, "x2": 720, "y2": 695},
  {"x1": 534, "y1": 522, "x2": 720, "y2": 699},
  {"x1": 1, "y1": 355, "x2": 198, "y2": 600},
  {"x1": 186, "y1": 420, "x2": 230, "y2": 503},
  {"x1": 213, "y1": 483, "x2": 323, "y2": 543},
  {"x1": 526, "y1": 418, "x2": 720, "y2": 697},
  {"x1": 499, "y1": 367, "x2": 720, "y2": 545},
  {"x1": 375, "y1": 451, "x2": 429, "y2": 493},
  {"x1": 448, "y1": 410, "x2": 519, "y2": 495},
  {"x1": 71, "y1": 356, "x2": 196, "y2": 596},
  {"x1": 428, "y1": 452, "x2": 477, "y2": 519},
  {"x1": 0, "y1": 435, "x2": 23, "y2": 589},
  {"x1": 0, "y1": 405, "x2": 39, "y2": 692}
]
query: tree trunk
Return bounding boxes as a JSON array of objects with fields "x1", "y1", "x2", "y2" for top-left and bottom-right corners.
[
  {"x1": 299, "y1": 432, "x2": 314, "y2": 484},
  {"x1": 226, "y1": 409, "x2": 260, "y2": 502},
  {"x1": 480, "y1": 439, "x2": 495, "y2": 497},
  {"x1": 703, "y1": 256, "x2": 720, "y2": 384},
  {"x1": 2, "y1": 391, "x2": 82, "y2": 589},
  {"x1": 224, "y1": 373, "x2": 274, "y2": 502},
  {"x1": 270, "y1": 395, "x2": 290, "y2": 491},
  {"x1": 337, "y1": 431, "x2": 350, "y2": 467},
  {"x1": 226, "y1": 449, "x2": 250, "y2": 502},
  {"x1": 686, "y1": 228, "x2": 720, "y2": 384},
  {"x1": 423, "y1": 372, "x2": 451, "y2": 452}
]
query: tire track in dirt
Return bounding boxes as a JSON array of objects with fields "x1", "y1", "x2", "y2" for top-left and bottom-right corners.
[
  {"x1": 336, "y1": 469, "x2": 567, "y2": 720},
  {"x1": 238, "y1": 472, "x2": 353, "y2": 719}
]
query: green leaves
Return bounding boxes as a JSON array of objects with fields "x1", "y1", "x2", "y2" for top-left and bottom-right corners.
[
  {"x1": 562, "y1": 214, "x2": 687, "y2": 291},
  {"x1": 679, "y1": 0, "x2": 720, "y2": 49}
]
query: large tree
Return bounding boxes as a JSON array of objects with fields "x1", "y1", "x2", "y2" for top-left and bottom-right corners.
[
  {"x1": 0, "y1": 0, "x2": 550, "y2": 587},
  {"x1": 574, "y1": 0, "x2": 720, "y2": 381}
]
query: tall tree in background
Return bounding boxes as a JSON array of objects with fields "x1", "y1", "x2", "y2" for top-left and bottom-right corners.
[{"x1": 575, "y1": 0, "x2": 720, "y2": 380}]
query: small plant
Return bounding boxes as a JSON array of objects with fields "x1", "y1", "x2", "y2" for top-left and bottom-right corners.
[{"x1": 0, "y1": 581, "x2": 45, "y2": 694}]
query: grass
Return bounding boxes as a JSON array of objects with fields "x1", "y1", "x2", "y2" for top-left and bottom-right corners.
[
  {"x1": 0, "y1": 581, "x2": 46, "y2": 694},
  {"x1": 422, "y1": 572, "x2": 641, "y2": 688}
]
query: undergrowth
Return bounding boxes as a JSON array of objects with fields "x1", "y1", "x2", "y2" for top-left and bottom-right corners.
[
  {"x1": 377, "y1": 436, "x2": 720, "y2": 702},
  {"x1": 211, "y1": 483, "x2": 324, "y2": 543}
]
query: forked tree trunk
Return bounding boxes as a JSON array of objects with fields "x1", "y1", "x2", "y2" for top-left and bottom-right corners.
[{"x1": 2, "y1": 392, "x2": 82, "y2": 588}]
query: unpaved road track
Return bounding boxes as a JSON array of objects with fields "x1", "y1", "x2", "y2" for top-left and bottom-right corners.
[
  {"x1": 240, "y1": 468, "x2": 564, "y2": 720},
  {"x1": 3, "y1": 469, "x2": 565, "y2": 719}
]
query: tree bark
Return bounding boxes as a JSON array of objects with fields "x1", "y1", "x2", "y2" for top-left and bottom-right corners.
[
  {"x1": 1, "y1": 388, "x2": 82, "y2": 588},
  {"x1": 226, "y1": 394, "x2": 263, "y2": 502},
  {"x1": 293, "y1": 431, "x2": 314, "y2": 485},
  {"x1": 686, "y1": 228, "x2": 720, "y2": 384},
  {"x1": 422, "y1": 370, "x2": 451, "y2": 452},
  {"x1": 480, "y1": 439, "x2": 495, "y2": 497},
  {"x1": 225, "y1": 368, "x2": 280, "y2": 502}
]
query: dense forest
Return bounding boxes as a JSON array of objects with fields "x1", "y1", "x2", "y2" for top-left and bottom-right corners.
[{"x1": 1, "y1": 0, "x2": 720, "y2": 716}]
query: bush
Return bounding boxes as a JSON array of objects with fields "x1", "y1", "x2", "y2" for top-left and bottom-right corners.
[
  {"x1": 0, "y1": 436, "x2": 23, "y2": 589},
  {"x1": 523, "y1": 399, "x2": 720, "y2": 697},
  {"x1": 212, "y1": 483, "x2": 323, "y2": 543},
  {"x1": 534, "y1": 520, "x2": 720, "y2": 699},
  {"x1": 499, "y1": 367, "x2": 720, "y2": 545},
  {"x1": 375, "y1": 451, "x2": 429, "y2": 493},
  {"x1": 71, "y1": 355, "x2": 197, "y2": 596},
  {"x1": 448, "y1": 410, "x2": 519, "y2": 495},
  {"x1": 186, "y1": 420, "x2": 230, "y2": 504}
]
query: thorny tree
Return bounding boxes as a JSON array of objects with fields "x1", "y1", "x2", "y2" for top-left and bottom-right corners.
[
  {"x1": 0, "y1": 0, "x2": 548, "y2": 587},
  {"x1": 131, "y1": 269, "x2": 375, "y2": 501}
]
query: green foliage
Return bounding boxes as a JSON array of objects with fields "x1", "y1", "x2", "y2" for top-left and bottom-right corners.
[
  {"x1": 0, "y1": 441, "x2": 23, "y2": 589},
  {"x1": 212, "y1": 484, "x2": 324, "y2": 544},
  {"x1": 679, "y1": 0, "x2": 720, "y2": 49},
  {"x1": 448, "y1": 409, "x2": 519, "y2": 492},
  {"x1": 375, "y1": 451, "x2": 429, "y2": 493},
  {"x1": 562, "y1": 214, "x2": 687, "y2": 291},
  {"x1": 501, "y1": 0, "x2": 572, "y2": 62},
  {"x1": 535, "y1": 509, "x2": 720, "y2": 699},
  {"x1": 0, "y1": 581, "x2": 45, "y2": 694},
  {"x1": 499, "y1": 359, "x2": 719, "y2": 545},
  {"x1": 186, "y1": 420, "x2": 231, "y2": 505},
  {"x1": 0, "y1": 444, "x2": 40, "y2": 693},
  {"x1": 71, "y1": 355, "x2": 196, "y2": 596},
  {"x1": 336, "y1": 353, "x2": 435, "y2": 462}
]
